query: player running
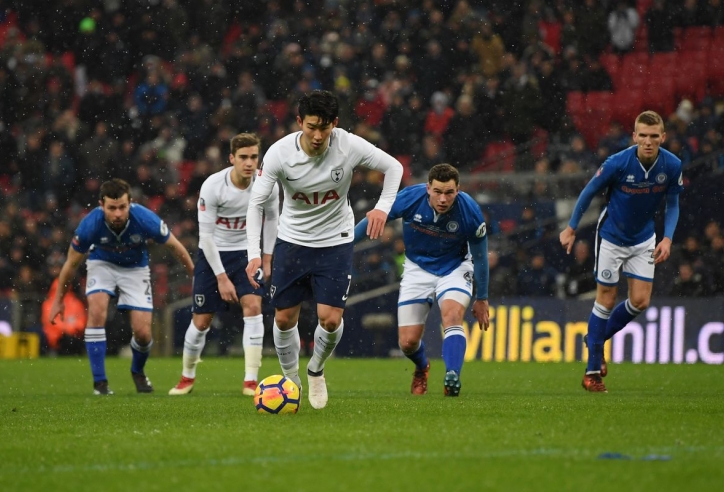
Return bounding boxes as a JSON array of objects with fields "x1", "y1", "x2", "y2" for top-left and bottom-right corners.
[
  {"x1": 560, "y1": 110, "x2": 683, "y2": 393},
  {"x1": 245, "y1": 90, "x2": 403, "y2": 409},
  {"x1": 170, "y1": 133, "x2": 279, "y2": 396}
]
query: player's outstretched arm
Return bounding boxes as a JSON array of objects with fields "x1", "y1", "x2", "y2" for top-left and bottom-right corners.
[
  {"x1": 49, "y1": 247, "x2": 85, "y2": 324},
  {"x1": 164, "y1": 233, "x2": 195, "y2": 277}
]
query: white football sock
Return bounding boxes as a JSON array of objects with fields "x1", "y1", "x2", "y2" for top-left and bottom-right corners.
[
  {"x1": 307, "y1": 320, "x2": 344, "y2": 374},
  {"x1": 182, "y1": 321, "x2": 207, "y2": 379},
  {"x1": 243, "y1": 315, "x2": 264, "y2": 381},
  {"x1": 273, "y1": 322, "x2": 300, "y2": 382}
]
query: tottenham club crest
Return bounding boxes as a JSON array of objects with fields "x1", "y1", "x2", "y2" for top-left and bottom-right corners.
[
  {"x1": 331, "y1": 168, "x2": 344, "y2": 183},
  {"x1": 194, "y1": 294, "x2": 205, "y2": 307}
]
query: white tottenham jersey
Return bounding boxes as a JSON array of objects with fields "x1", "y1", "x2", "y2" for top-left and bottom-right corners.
[
  {"x1": 198, "y1": 168, "x2": 279, "y2": 251},
  {"x1": 246, "y1": 128, "x2": 403, "y2": 257}
]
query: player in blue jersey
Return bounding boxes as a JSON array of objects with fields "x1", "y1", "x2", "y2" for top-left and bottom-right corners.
[
  {"x1": 49, "y1": 179, "x2": 195, "y2": 395},
  {"x1": 354, "y1": 163, "x2": 490, "y2": 396},
  {"x1": 560, "y1": 111, "x2": 683, "y2": 393}
]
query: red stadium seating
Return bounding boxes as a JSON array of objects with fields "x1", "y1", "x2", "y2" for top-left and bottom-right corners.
[
  {"x1": 474, "y1": 140, "x2": 515, "y2": 173},
  {"x1": 612, "y1": 90, "x2": 646, "y2": 126},
  {"x1": 681, "y1": 26, "x2": 712, "y2": 52},
  {"x1": 566, "y1": 91, "x2": 585, "y2": 118},
  {"x1": 675, "y1": 51, "x2": 708, "y2": 102},
  {"x1": 599, "y1": 53, "x2": 621, "y2": 88}
]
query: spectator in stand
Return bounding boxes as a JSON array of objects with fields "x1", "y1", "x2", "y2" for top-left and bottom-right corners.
[
  {"x1": 576, "y1": 0, "x2": 609, "y2": 58},
  {"x1": 646, "y1": 0, "x2": 676, "y2": 53},
  {"x1": 443, "y1": 94, "x2": 485, "y2": 171},
  {"x1": 608, "y1": 1, "x2": 640, "y2": 54},
  {"x1": 517, "y1": 250, "x2": 559, "y2": 297},
  {"x1": 670, "y1": 262, "x2": 707, "y2": 297},
  {"x1": 563, "y1": 240, "x2": 597, "y2": 298},
  {"x1": 597, "y1": 121, "x2": 631, "y2": 157},
  {"x1": 581, "y1": 57, "x2": 614, "y2": 92},
  {"x1": 502, "y1": 61, "x2": 543, "y2": 144},
  {"x1": 701, "y1": 0, "x2": 724, "y2": 27},
  {"x1": 44, "y1": 139, "x2": 76, "y2": 208},
  {"x1": 424, "y1": 91, "x2": 455, "y2": 141},
  {"x1": 42, "y1": 277, "x2": 87, "y2": 355},
  {"x1": 381, "y1": 92, "x2": 424, "y2": 157},
  {"x1": 703, "y1": 234, "x2": 724, "y2": 294},
  {"x1": 470, "y1": 20, "x2": 506, "y2": 79},
  {"x1": 413, "y1": 135, "x2": 447, "y2": 180},
  {"x1": 488, "y1": 250, "x2": 517, "y2": 298},
  {"x1": 676, "y1": 0, "x2": 706, "y2": 28},
  {"x1": 134, "y1": 69, "x2": 169, "y2": 117}
]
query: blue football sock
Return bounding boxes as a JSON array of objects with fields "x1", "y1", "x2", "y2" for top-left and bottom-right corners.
[
  {"x1": 84, "y1": 327, "x2": 107, "y2": 382},
  {"x1": 586, "y1": 303, "x2": 611, "y2": 374},
  {"x1": 405, "y1": 340, "x2": 429, "y2": 371},
  {"x1": 604, "y1": 299, "x2": 642, "y2": 341},
  {"x1": 442, "y1": 326, "x2": 466, "y2": 374},
  {"x1": 130, "y1": 337, "x2": 153, "y2": 374}
]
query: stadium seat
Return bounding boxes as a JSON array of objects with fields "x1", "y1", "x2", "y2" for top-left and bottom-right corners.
[
  {"x1": 598, "y1": 53, "x2": 621, "y2": 88},
  {"x1": 681, "y1": 26, "x2": 712, "y2": 52},
  {"x1": 178, "y1": 161, "x2": 195, "y2": 196},
  {"x1": 146, "y1": 195, "x2": 165, "y2": 213},
  {"x1": 708, "y1": 51, "x2": 724, "y2": 97},
  {"x1": 566, "y1": 91, "x2": 585, "y2": 119},
  {"x1": 475, "y1": 140, "x2": 515, "y2": 173},
  {"x1": 646, "y1": 77, "x2": 677, "y2": 117},
  {"x1": 585, "y1": 91, "x2": 614, "y2": 127},
  {"x1": 675, "y1": 51, "x2": 708, "y2": 103},
  {"x1": 612, "y1": 90, "x2": 645, "y2": 126}
]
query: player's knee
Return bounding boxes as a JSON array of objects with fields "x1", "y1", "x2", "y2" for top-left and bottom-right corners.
[
  {"x1": 398, "y1": 338, "x2": 420, "y2": 354},
  {"x1": 629, "y1": 296, "x2": 650, "y2": 312},
  {"x1": 318, "y1": 317, "x2": 341, "y2": 331}
]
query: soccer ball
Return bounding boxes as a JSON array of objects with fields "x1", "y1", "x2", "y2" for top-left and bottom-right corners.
[{"x1": 254, "y1": 375, "x2": 300, "y2": 414}]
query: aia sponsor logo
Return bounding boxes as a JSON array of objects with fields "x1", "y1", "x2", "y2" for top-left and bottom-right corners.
[{"x1": 291, "y1": 190, "x2": 340, "y2": 205}]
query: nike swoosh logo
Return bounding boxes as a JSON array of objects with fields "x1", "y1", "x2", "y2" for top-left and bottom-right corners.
[{"x1": 285, "y1": 176, "x2": 302, "y2": 181}]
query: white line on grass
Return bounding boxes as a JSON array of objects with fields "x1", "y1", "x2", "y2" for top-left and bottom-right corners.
[{"x1": 2, "y1": 445, "x2": 723, "y2": 475}]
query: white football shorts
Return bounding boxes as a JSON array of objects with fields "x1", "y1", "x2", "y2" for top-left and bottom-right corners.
[
  {"x1": 397, "y1": 257, "x2": 474, "y2": 326},
  {"x1": 595, "y1": 235, "x2": 656, "y2": 285},
  {"x1": 85, "y1": 260, "x2": 154, "y2": 311}
]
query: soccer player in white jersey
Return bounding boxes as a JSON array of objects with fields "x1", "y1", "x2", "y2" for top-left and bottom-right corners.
[
  {"x1": 245, "y1": 90, "x2": 403, "y2": 409},
  {"x1": 354, "y1": 164, "x2": 490, "y2": 396},
  {"x1": 560, "y1": 110, "x2": 683, "y2": 393},
  {"x1": 170, "y1": 133, "x2": 279, "y2": 396},
  {"x1": 49, "y1": 179, "x2": 195, "y2": 395}
]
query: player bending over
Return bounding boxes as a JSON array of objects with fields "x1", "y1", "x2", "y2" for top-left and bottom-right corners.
[
  {"x1": 50, "y1": 178, "x2": 194, "y2": 395},
  {"x1": 355, "y1": 163, "x2": 490, "y2": 396}
]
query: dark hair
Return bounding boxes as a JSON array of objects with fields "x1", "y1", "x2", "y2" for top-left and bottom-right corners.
[
  {"x1": 230, "y1": 132, "x2": 261, "y2": 155},
  {"x1": 99, "y1": 178, "x2": 132, "y2": 202},
  {"x1": 428, "y1": 163, "x2": 459, "y2": 185},
  {"x1": 298, "y1": 90, "x2": 339, "y2": 125},
  {"x1": 635, "y1": 110, "x2": 664, "y2": 131}
]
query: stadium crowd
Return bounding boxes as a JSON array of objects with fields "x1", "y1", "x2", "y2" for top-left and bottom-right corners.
[{"x1": 1, "y1": 0, "x2": 724, "y2": 343}]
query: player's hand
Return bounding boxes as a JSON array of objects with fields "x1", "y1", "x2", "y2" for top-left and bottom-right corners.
[
  {"x1": 472, "y1": 299, "x2": 490, "y2": 331},
  {"x1": 560, "y1": 226, "x2": 576, "y2": 254},
  {"x1": 246, "y1": 257, "x2": 263, "y2": 289},
  {"x1": 654, "y1": 237, "x2": 672, "y2": 264},
  {"x1": 49, "y1": 298, "x2": 64, "y2": 324},
  {"x1": 365, "y1": 209, "x2": 388, "y2": 240},
  {"x1": 216, "y1": 273, "x2": 238, "y2": 304}
]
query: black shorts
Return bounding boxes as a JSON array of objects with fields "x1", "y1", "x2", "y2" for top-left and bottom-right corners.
[
  {"x1": 192, "y1": 249, "x2": 263, "y2": 313},
  {"x1": 269, "y1": 239, "x2": 353, "y2": 309}
]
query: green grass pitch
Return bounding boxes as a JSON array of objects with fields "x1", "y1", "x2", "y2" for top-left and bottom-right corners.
[{"x1": 1, "y1": 357, "x2": 723, "y2": 491}]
